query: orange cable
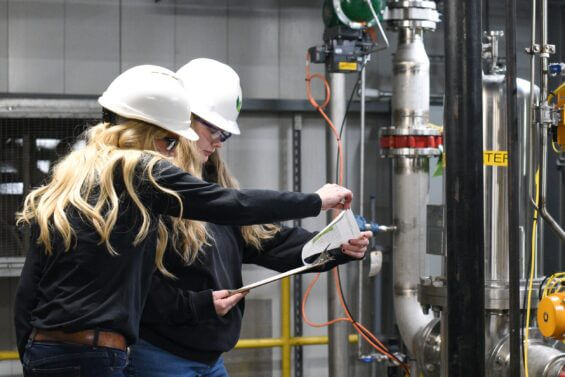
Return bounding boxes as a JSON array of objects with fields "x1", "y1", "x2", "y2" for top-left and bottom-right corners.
[
  {"x1": 301, "y1": 52, "x2": 410, "y2": 376},
  {"x1": 333, "y1": 269, "x2": 411, "y2": 376},
  {"x1": 305, "y1": 52, "x2": 344, "y2": 185},
  {"x1": 301, "y1": 271, "x2": 349, "y2": 328}
]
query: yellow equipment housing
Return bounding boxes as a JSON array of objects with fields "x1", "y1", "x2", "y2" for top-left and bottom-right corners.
[{"x1": 538, "y1": 292, "x2": 565, "y2": 339}]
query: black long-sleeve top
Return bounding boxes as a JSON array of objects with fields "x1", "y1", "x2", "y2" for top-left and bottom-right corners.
[
  {"x1": 138, "y1": 223, "x2": 354, "y2": 365},
  {"x1": 14, "y1": 158, "x2": 322, "y2": 358}
]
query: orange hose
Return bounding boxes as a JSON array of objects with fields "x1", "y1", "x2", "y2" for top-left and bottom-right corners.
[
  {"x1": 305, "y1": 53, "x2": 344, "y2": 185},
  {"x1": 302, "y1": 52, "x2": 410, "y2": 376}
]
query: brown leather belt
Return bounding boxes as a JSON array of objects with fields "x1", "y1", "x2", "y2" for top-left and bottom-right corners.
[{"x1": 33, "y1": 329, "x2": 127, "y2": 351}]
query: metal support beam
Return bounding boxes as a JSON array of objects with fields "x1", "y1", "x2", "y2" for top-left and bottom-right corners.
[
  {"x1": 292, "y1": 114, "x2": 303, "y2": 377},
  {"x1": 0, "y1": 96, "x2": 390, "y2": 118},
  {"x1": 505, "y1": 0, "x2": 522, "y2": 374},
  {"x1": 444, "y1": 0, "x2": 485, "y2": 376}
]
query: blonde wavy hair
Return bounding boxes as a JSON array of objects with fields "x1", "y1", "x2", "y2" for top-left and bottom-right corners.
[
  {"x1": 175, "y1": 138, "x2": 279, "y2": 251},
  {"x1": 16, "y1": 121, "x2": 207, "y2": 278}
]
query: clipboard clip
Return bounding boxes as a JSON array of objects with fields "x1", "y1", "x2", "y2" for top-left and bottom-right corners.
[{"x1": 310, "y1": 243, "x2": 336, "y2": 267}]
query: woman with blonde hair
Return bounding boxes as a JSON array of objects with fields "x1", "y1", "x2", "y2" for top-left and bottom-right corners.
[
  {"x1": 128, "y1": 59, "x2": 371, "y2": 377},
  {"x1": 14, "y1": 65, "x2": 353, "y2": 377}
]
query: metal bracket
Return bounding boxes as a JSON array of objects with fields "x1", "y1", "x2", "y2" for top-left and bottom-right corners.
[
  {"x1": 542, "y1": 44, "x2": 556, "y2": 55},
  {"x1": 533, "y1": 103, "x2": 559, "y2": 126},
  {"x1": 525, "y1": 44, "x2": 541, "y2": 55},
  {"x1": 525, "y1": 44, "x2": 555, "y2": 56}
]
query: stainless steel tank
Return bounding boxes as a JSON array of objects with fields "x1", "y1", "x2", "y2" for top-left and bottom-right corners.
[{"x1": 483, "y1": 75, "x2": 539, "y2": 305}]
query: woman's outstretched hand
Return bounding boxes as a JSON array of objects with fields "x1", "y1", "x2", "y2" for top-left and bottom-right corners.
[{"x1": 316, "y1": 184, "x2": 353, "y2": 211}]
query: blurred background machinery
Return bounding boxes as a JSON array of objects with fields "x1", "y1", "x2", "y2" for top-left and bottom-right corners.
[{"x1": 1, "y1": 0, "x2": 565, "y2": 377}]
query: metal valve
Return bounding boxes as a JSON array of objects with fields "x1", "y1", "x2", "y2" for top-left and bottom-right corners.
[{"x1": 354, "y1": 214, "x2": 397, "y2": 233}]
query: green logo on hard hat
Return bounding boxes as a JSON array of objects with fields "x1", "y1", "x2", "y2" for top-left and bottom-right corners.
[{"x1": 236, "y1": 96, "x2": 242, "y2": 112}]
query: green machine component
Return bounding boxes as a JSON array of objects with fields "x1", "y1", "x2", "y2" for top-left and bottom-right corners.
[{"x1": 323, "y1": 0, "x2": 383, "y2": 28}]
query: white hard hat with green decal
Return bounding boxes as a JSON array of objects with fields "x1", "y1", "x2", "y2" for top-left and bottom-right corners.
[{"x1": 177, "y1": 58, "x2": 242, "y2": 135}]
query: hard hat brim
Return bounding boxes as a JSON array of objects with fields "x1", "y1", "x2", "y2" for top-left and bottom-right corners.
[
  {"x1": 193, "y1": 109, "x2": 241, "y2": 135},
  {"x1": 99, "y1": 96, "x2": 199, "y2": 141},
  {"x1": 175, "y1": 126, "x2": 200, "y2": 141}
]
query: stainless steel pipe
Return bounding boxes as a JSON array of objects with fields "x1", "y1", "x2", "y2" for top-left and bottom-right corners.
[{"x1": 326, "y1": 72, "x2": 350, "y2": 377}]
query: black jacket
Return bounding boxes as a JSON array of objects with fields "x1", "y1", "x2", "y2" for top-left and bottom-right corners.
[
  {"x1": 138, "y1": 223, "x2": 355, "y2": 365},
  {"x1": 14, "y1": 158, "x2": 322, "y2": 358}
]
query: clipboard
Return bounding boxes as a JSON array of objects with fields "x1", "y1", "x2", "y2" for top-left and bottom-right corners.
[{"x1": 227, "y1": 246, "x2": 335, "y2": 296}]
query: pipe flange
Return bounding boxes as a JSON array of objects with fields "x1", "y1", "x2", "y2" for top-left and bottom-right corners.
[
  {"x1": 419, "y1": 278, "x2": 544, "y2": 311},
  {"x1": 383, "y1": 0, "x2": 440, "y2": 31},
  {"x1": 381, "y1": 127, "x2": 442, "y2": 136},
  {"x1": 386, "y1": 19, "x2": 439, "y2": 31},
  {"x1": 381, "y1": 148, "x2": 441, "y2": 157},
  {"x1": 484, "y1": 280, "x2": 542, "y2": 310},
  {"x1": 418, "y1": 280, "x2": 446, "y2": 311},
  {"x1": 386, "y1": 0, "x2": 438, "y2": 10},
  {"x1": 414, "y1": 318, "x2": 441, "y2": 377},
  {"x1": 380, "y1": 127, "x2": 443, "y2": 157},
  {"x1": 379, "y1": 127, "x2": 443, "y2": 156}
]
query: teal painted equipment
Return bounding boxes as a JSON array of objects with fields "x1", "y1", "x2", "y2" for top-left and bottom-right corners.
[{"x1": 323, "y1": 0, "x2": 383, "y2": 28}]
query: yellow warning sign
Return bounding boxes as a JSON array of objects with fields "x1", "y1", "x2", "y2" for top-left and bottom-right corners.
[
  {"x1": 483, "y1": 150, "x2": 508, "y2": 167},
  {"x1": 338, "y1": 62, "x2": 358, "y2": 71}
]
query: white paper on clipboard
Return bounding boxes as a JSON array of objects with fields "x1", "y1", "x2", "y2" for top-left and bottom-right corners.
[
  {"x1": 301, "y1": 209, "x2": 361, "y2": 265},
  {"x1": 227, "y1": 211, "x2": 361, "y2": 296}
]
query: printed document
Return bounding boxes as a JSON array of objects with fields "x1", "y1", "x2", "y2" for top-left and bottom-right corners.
[{"x1": 301, "y1": 209, "x2": 361, "y2": 265}]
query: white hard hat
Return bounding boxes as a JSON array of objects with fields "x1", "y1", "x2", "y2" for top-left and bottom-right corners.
[
  {"x1": 98, "y1": 65, "x2": 199, "y2": 141},
  {"x1": 176, "y1": 58, "x2": 242, "y2": 135}
]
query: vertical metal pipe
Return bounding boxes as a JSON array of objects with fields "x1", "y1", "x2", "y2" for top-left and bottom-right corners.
[
  {"x1": 357, "y1": 61, "x2": 367, "y2": 359},
  {"x1": 392, "y1": 156, "x2": 432, "y2": 355},
  {"x1": 390, "y1": 26, "x2": 433, "y2": 357},
  {"x1": 392, "y1": 28, "x2": 429, "y2": 130},
  {"x1": 360, "y1": 63, "x2": 366, "y2": 216},
  {"x1": 528, "y1": 0, "x2": 538, "y2": 213},
  {"x1": 541, "y1": 0, "x2": 548, "y2": 99},
  {"x1": 292, "y1": 114, "x2": 303, "y2": 377},
  {"x1": 537, "y1": 0, "x2": 565, "y2": 241},
  {"x1": 326, "y1": 72, "x2": 350, "y2": 377},
  {"x1": 520, "y1": 78, "x2": 540, "y2": 279},
  {"x1": 504, "y1": 0, "x2": 522, "y2": 373},
  {"x1": 327, "y1": 73, "x2": 347, "y2": 187},
  {"x1": 444, "y1": 0, "x2": 485, "y2": 377}
]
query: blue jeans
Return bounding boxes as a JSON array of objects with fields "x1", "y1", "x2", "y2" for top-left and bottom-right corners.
[
  {"x1": 22, "y1": 340, "x2": 128, "y2": 377},
  {"x1": 127, "y1": 338, "x2": 229, "y2": 377}
]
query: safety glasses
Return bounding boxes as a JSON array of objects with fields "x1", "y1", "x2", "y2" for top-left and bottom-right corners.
[
  {"x1": 162, "y1": 136, "x2": 179, "y2": 151},
  {"x1": 196, "y1": 117, "x2": 232, "y2": 142}
]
